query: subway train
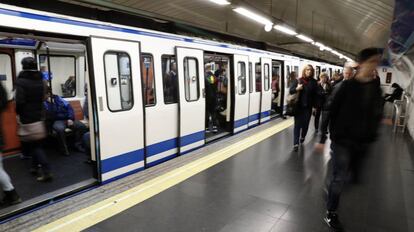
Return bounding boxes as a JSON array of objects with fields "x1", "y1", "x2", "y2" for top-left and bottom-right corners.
[{"x1": 0, "y1": 4, "x2": 342, "y2": 215}]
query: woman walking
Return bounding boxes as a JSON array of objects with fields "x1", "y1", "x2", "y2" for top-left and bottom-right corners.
[
  {"x1": 16, "y1": 57, "x2": 53, "y2": 182},
  {"x1": 290, "y1": 65, "x2": 318, "y2": 152}
]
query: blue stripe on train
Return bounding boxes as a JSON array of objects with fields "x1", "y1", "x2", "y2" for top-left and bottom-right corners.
[
  {"x1": 234, "y1": 111, "x2": 270, "y2": 129},
  {"x1": 101, "y1": 149, "x2": 145, "y2": 173},
  {"x1": 101, "y1": 130, "x2": 205, "y2": 174},
  {"x1": 0, "y1": 8, "x2": 271, "y2": 55}
]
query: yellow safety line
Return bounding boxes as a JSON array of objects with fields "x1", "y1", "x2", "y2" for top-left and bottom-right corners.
[{"x1": 34, "y1": 119, "x2": 293, "y2": 232}]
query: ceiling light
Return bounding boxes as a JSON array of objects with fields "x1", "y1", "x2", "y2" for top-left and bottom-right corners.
[
  {"x1": 273, "y1": 24, "x2": 297, "y2": 35},
  {"x1": 209, "y1": 0, "x2": 231, "y2": 5},
  {"x1": 264, "y1": 24, "x2": 273, "y2": 32},
  {"x1": 233, "y1": 7, "x2": 273, "y2": 26},
  {"x1": 296, "y1": 34, "x2": 314, "y2": 43}
]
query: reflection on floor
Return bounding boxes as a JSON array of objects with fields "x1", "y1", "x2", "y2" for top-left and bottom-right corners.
[
  {"x1": 86, "y1": 123, "x2": 414, "y2": 232},
  {"x1": 1, "y1": 140, "x2": 93, "y2": 211}
]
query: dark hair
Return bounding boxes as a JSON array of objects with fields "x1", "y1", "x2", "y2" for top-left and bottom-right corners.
[
  {"x1": 356, "y1": 47, "x2": 383, "y2": 63},
  {"x1": 21, "y1": 57, "x2": 37, "y2": 70}
]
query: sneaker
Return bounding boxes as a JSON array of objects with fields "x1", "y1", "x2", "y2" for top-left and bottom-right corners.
[
  {"x1": 293, "y1": 145, "x2": 299, "y2": 152},
  {"x1": 37, "y1": 173, "x2": 54, "y2": 182},
  {"x1": 212, "y1": 126, "x2": 218, "y2": 133},
  {"x1": 324, "y1": 212, "x2": 343, "y2": 231}
]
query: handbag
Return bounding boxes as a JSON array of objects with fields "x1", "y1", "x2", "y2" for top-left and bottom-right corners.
[
  {"x1": 17, "y1": 118, "x2": 47, "y2": 142},
  {"x1": 285, "y1": 92, "x2": 299, "y2": 116}
]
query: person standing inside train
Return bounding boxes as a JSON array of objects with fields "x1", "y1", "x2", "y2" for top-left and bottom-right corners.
[
  {"x1": 205, "y1": 65, "x2": 219, "y2": 133},
  {"x1": 289, "y1": 64, "x2": 318, "y2": 152},
  {"x1": 0, "y1": 82, "x2": 22, "y2": 205},
  {"x1": 15, "y1": 57, "x2": 53, "y2": 182},
  {"x1": 313, "y1": 72, "x2": 331, "y2": 134},
  {"x1": 317, "y1": 48, "x2": 383, "y2": 230}
]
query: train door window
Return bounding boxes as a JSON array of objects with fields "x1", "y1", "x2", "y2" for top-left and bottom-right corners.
[
  {"x1": 237, "y1": 62, "x2": 246, "y2": 95},
  {"x1": 249, "y1": 62, "x2": 253, "y2": 93},
  {"x1": 316, "y1": 66, "x2": 321, "y2": 80},
  {"x1": 264, "y1": 63, "x2": 270, "y2": 91},
  {"x1": 161, "y1": 55, "x2": 178, "y2": 104},
  {"x1": 104, "y1": 52, "x2": 133, "y2": 111},
  {"x1": 255, "y1": 62, "x2": 261, "y2": 92},
  {"x1": 183, "y1": 57, "x2": 199, "y2": 101},
  {"x1": 0, "y1": 53, "x2": 13, "y2": 99},
  {"x1": 141, "y1": 53, "x2": 156, "y2": 106},
  {"x1": 294, "y1": 66, "x2": 299, "y2": 76},
  {"x1": 39, "y1": 55, "x2": 76, "y2": 98}
]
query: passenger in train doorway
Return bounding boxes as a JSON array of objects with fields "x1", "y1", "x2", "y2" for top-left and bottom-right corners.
[
  {"x1": 44, "y1": 88, "x2": 75, "y2": 156},
  {"x1": 215, "y1": 68, "x2": 228, "y2": 118},
  {"x1": 290, "y1": 65, "x2": 318, "y2": 152},
  {"x1": 317, "y1": 48, "x2": 383, "y2": 231},
  {"x1": 205, "y1": 65, "x2": 219, "y2": 133},
  {"x1": 313, "y1": 72, "x2": 331, "y2": 134},
  {"x1": 0, "y1": 82, "x2": 22, "y2": 205},
  {"x1": 271, "y1": 74, "x2": 280, "y2": 112},
  {"x1": 16, "y1": 57, "x2": 53, "y2": 182},
  {"x1": 73, "y1": 86, "x2": 90, "y2": 153}
]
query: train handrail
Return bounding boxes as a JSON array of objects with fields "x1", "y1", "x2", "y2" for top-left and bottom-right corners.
[{"x1": 393, "y1": 100, "x2": 403, "y2": 132}]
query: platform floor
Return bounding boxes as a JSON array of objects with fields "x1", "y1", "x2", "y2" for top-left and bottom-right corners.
[{"x1": 83, "y1": 124, "x2": 414, "y2": 232}]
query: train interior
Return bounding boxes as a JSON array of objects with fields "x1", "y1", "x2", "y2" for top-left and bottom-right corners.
[
  {"x1": 203, "y1": 53, "x2": 232, "y2": 141},
  {"x1": 0, "y1": 34, "x2": 96, "y2": 216},
  {"x1": 271, "y1": 60, "x2": 283, "y2": 117}
]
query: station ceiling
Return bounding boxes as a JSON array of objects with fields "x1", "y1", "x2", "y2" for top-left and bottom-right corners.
[{"x1": 59, "y1": 0, "x2": 395, "y2": 64}]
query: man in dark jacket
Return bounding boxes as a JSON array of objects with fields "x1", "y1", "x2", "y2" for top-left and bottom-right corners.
[
  {"x1": 317, "y1": 48, "x2": 383, "y2": 231},
  {"x1": 44, "y1": 90, "x2": 75, "y2": 156}
]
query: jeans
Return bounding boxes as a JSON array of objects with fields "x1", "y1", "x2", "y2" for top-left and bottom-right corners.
[
  {"x1": 73, "y1": 121, "x2": 88, "y2": 147},
  {"x1": 293, "y1": 107, "x2": 312, "y2": 145},
  {"x1": 326, "y1": 141, "x2": 368, "y2": 211},
  {"x1": 53, "y1": 120, "x2": 66, "y2": 142},
  {"x1": 21, "y1": 141, "x2": 51, "y2": 174},
  {"x1": 0, "y1": 154, "x2": 14, "y2": 191}
]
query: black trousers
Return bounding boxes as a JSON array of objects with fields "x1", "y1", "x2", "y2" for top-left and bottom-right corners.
[
  {"x1": 293, "y1": 107, "x2": 312, "y2": 145},
  {"x1": 21, "y1": 141, "x2": 51, "y2": 174},
  {"x1": 326, "y1": 140, "x2": 368, "y2": 212},
  {"x1": 314, "y1": 107, "x2": 322, "y2": 131}
]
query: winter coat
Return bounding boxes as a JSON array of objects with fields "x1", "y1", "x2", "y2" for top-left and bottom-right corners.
[
  {"x1": 15, "y1": 71, "x2": 46, "y2": 124},
  {"x1": 44, "y1": 95, "x2": 74, "y2": 121}
]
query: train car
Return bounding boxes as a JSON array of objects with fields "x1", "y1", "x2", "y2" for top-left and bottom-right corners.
[{"x1": 0, "y1": 4, "x2": 343, "y2": 217}]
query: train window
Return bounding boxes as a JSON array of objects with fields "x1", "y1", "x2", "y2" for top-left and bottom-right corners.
[
  {"x1": 39, "y1": 55, "x2": 76, "y2": 98},
  {"x1": 255, "y1": 63, "x2": 261, "y2": 92},
  {"x1": 161, "y1": 55, "x2": 178, "y2": 104},
  {"x1": 141, "y1": 53, "x2": 156, "y2": 106},
  {"x1": 237, "y1": 62, "x2": 246, "y2": 95},
  {"x1": 0, "y1": 53, "x2": 13, "y2": 100},
  {"x1": 104, "y1": 52, "x2": 133, "y2": 111},
  {"x1": 249, "y1": 62, "x2": 253, "y2": 93},
  {"x1": 286, "y1": 65, "x2": 291, "y2": 88},
  {"x1": 294, "y1": 66, "x2": 299, "y2": 75},
  {"x1": 264, "y1": 63, "x2": 270, "y2": 91},
  {"x1": 183, "y1": 57, "x2": 199, "y2": 101}
]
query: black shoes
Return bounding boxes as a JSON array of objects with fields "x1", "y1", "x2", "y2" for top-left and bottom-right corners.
[
  {"x1": 293, "y1": 144, "x2": 299, "y2": 152},
  {"x1": 37, "y1": 173, "x2": 54, "y2": 182},
  {"x1": 1, "y1": 189, "x2": 22, "y2": 206},
  {"x1": 324, "y1": 212, "x2": 343, "y2": 231}
]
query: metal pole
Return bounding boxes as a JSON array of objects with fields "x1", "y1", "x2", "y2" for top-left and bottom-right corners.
[{"x1": 46, "y1": 44, "x2": 53, "y2": 103}]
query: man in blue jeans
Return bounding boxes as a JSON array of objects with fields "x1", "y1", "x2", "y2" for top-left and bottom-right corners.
[
  {"x1": 315, "y1": 48, "x2": 383, "y2": 231},
  {"x1": 44, "y1": 89, "x2": 74, "y2": 156}
]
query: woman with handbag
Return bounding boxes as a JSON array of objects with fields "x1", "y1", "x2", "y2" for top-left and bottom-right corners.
[
  {"x1": 15, "y1": 57, "x2": 53, "y2": 182},
  {"x1": 289, "y1": 65, "x2": 318, "y2": 152}
]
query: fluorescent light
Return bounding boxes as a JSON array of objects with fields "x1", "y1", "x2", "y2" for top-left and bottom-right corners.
[
  {"x1": 296, "y1": 34, "x2": 313, "y2": 43},
  {"x1": 274, "y1": 24, "x2": 297, "y2": 35},
  {"x1": 233, "y1": 7, "x2": 273, "y2": 26},
  {"x1": 209, "y1": 0, "x2": 231, "y2": 5}
]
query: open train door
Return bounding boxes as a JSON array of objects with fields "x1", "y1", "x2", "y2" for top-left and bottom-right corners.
[
  {"x1": 89, "y1": 37, "x2": 145, "y2": 182},
  {"x1": 260, "y1": 57, "x2": 272, "y2": 123},
  {"x1": 176, "y1": 47, "x2": 206, "y2": 154},
  {"x1": 233, "y1": 54, "x2": 249, "y2": 133}
]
